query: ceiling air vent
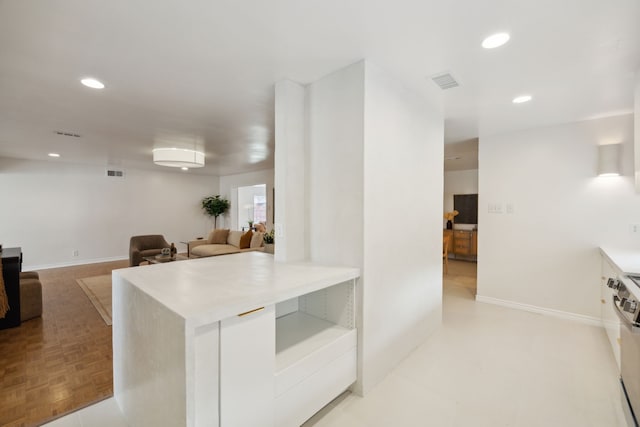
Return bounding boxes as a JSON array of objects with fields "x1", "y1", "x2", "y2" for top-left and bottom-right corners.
[
  {"x1": 106, "y1": 169, "x2": 125, "y2": 178},
  {"x1": 430, "y1": 72, "x2": 459, "y2": 90}
]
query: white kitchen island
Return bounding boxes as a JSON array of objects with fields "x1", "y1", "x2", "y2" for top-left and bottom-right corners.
[{"x1": 112, "y1": 251, "x2": 359, "y2": 427}]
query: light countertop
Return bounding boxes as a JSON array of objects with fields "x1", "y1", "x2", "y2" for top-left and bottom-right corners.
[
  {"x1": 600, "y1": 247, "x2": 640, "y2": 276},
  {"x1": 113, "y1": 251, "x2": 359, "y2": 327}
]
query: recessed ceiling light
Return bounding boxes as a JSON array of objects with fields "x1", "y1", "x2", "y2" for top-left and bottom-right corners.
[
  {"x1": 80, "y1": 78, "x2": 105, "y2": 89},
  {"x1": 482, "y1": 32, "x2": 510, "y2": 49},
  {"x1": 512, "y1": 95, "x2": 533, "y2": 104},
  {"x1": 48, "y1": 153, "x2": 60, "y2": 158},
  {"x1": 181, "y1": 167, "x2": 189, "y2": 171}
]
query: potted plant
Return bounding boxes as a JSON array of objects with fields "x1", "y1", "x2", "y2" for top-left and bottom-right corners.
[
  {"x1": 201, "y1": 195, "x2": 231, "y2": 228},
  {"x1": 444, "y1": 210, "x2": 459, "y2": 229},
  {"x1": 263, "y1": 229, "x2": 275, "y2": 254}
]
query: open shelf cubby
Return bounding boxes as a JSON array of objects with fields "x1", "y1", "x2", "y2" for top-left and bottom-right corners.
[{"x1": 273, "y1": 279, "x2": 357, "y2": 426}]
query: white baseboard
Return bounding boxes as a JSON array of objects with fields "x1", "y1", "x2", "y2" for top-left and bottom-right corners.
[
  {"x1": 24, "y1": 255, "x2": 129, "y2": 272},
  {"x1": 475, "y1": 295, "x2": 603, "y2": 327}
]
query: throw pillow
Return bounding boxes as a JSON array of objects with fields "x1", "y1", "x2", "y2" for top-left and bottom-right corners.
[
  {"x1": 250, "y1": 232, "x2": 264, "y2": 249},
  {"x1": 239, "y1": 230, "x2": 253, "y2": 249},
  {"x1": 208, "y1": 229, "x2": 230, "y2": 244},
  {"x1": 227, "y1": 231, "x2": 243, "y2": 247}
]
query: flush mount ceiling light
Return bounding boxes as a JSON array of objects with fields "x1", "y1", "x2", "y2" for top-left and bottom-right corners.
[
  {"x1": 80, "y1": 77, "x2": 105, "y2": 89},
  {"x1": 482, "y1": 32, "x2": 510, "y2": 49},
  {"x1": 48, "y1": 153, "x2": 60, "y2": 158},
  {"x1": 181, "y1": 167, "x2": 189, "y2": 171},
  {"x1": 512, "y1": 95, "x2": 532, "y2": 104},
  {"x1": 153, "y1": 148, "x2": 205, "y2": 168}
]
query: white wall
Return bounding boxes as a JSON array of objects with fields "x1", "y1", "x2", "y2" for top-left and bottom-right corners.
[
  {"x1": 634, "y1": 70, "x2": 640, "y2": 190},
  {"x1": 361, "y1": 62, "x2": 444, "y2": 393},
  {"x1": 218, "y1": 169, "x2": 274, "y2": 231},
  {"x1": 303, "y1": 60, "x2": 444, "y2": 394},
  {"x1": 443, "y1": 169, "x2": 478, "y2": 227},
  {"x1": 0, "y1": 158, "x2": 218, "y2": 269},
  {"x1": 307, "y1": 62, "x2": 365, "y2": 269},
  {"x1": 477, "y1": 114, "x2": 640, "y2": 319}
]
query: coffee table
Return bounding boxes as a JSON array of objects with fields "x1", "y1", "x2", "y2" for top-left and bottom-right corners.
[{"x1": 144, "y1": 254, "x2": 189, "y2": 264}]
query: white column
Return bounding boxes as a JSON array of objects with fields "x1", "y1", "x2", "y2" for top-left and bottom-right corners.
[
  {"x1": 634, "y1": 70, "x2": 640, "y2": 191},
  {"x1": 274, "y1": 80, "x2": 307, "y2": 262},
  {"x1": 304, "y1": 60, "x2": 444, "y2": 394},
  {"x1": 360, "y1": 62, "x2": 444, "y2": 393}
]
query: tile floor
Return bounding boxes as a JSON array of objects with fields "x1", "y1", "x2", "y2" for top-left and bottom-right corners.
[{"x1": 43, "y1": 260, "x2": 626, "y2": 427}]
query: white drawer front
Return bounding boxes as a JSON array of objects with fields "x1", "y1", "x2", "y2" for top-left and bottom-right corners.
[
  {"x1": 276, "y1": 328, "x2": 356, "y2": 396},
  {"x1": 275, "y1": 348, "x2": 357, "y2": 427}
]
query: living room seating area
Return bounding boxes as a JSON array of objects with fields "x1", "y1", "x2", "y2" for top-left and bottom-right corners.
[
  {"x1": 19, "y1": 271, "x2": 42, "y2": 321},
  {"x1": 188, "y1": 228, "x2": 264, "y2": 258},
  {"x1": 128, "y1": 235, "x2": 171, "y2": 267}
]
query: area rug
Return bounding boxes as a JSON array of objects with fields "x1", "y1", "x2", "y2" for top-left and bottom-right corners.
[{"x1": 76, "y1": 275, "x2": 112, "y2": 326}]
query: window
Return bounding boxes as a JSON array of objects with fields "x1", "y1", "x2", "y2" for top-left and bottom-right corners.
[
  {"x1": 253, "y1": 195, "x2": 266, "y2": 223},
  {"x1": 238, "y1": 184, "x2": 267, "y2": 228}
]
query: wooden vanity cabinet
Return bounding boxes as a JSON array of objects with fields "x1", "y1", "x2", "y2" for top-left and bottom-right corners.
[{"x1": 443, "y1": 230, "x2": 477, "y2": 259}]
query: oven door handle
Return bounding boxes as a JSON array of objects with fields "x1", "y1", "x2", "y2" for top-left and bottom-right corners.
[{"x1": 613, "y1": 295, "x2": 640, "y2": 333}]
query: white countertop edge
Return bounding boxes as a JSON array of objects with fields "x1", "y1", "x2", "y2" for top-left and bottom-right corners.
[
  {"x1": 113, "y1": 252, "x2": 360, "y2": 328},
  {"x1": 185, "y1": 271, "x2": 359, "y2": 329},
  {"x1": 600, "y1": 246, "x2": 640, "y2": 276}
]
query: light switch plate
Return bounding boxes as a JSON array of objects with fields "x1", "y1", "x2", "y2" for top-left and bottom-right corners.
[{"x1": 488, "y1": 203, "x2": 503, "y2": 214}]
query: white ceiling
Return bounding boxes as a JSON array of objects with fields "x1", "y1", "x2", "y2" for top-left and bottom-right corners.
[{"x1": 1, "y1": 0, "x2": 638, "y2": 175}]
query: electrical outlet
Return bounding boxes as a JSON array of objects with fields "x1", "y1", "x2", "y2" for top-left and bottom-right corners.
[
  {"x1": 72, "y1": 249, "x2": 79, "y2": 257},
  {"x1": 506, "y1": 203, "x2": 514, "y2": 214},
  {"x1": 631, "y1": 224, "x2": 640, "y2": 234}
]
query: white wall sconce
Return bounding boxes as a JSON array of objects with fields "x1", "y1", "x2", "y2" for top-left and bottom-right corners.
[{"x1": 598, "y1": 144, "x2": 621, "y2": 177}]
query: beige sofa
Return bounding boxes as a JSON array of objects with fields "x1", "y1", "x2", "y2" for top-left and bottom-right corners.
[{"x1": 189, "y1": 229, "x2": 264, "y2": 258}]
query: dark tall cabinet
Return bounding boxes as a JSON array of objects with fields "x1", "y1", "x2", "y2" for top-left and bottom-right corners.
[{"x1": 0, "y1": 247, "x2": 22, "y2": 329}]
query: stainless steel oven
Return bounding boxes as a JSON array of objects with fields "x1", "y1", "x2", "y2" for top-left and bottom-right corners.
[{"x1": 609, "y1": 276, "x2": 640, "y2": 427}]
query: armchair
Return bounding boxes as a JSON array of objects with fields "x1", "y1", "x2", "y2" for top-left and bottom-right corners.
[{"x1": 129, "y1": 235, "x2": 171, "y2": 267}]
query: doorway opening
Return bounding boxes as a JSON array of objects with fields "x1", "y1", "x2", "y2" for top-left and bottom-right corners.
[{"x1": 443, "y1": 139, "x2": 478, "y2": 297}]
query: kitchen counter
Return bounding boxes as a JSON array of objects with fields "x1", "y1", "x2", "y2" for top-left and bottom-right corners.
[
  {"x1": 113, "y1": 251, "x2": 359, "y2": 328},
  {"x1": 599, "y1": 247, "x2": 640, "y2": 276},
  {"x1": 112, "y1": 251, "x2": 360, "y2": 426}
]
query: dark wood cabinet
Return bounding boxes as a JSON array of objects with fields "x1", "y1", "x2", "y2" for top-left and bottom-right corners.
[{"x1": 0, "y1": 247, "x2": 22, "y2": 329}]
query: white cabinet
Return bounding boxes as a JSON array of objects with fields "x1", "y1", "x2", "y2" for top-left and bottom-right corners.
[
  {"x1": 113, "y1": 253, "x2": 359, "y2": 427},
  {"x1": 600, "y1": 256, "x2": 621, "y2": 370},
  {"x1": 274, "y1": 281, "x2": 357, "y2": 427},
  {"x1": 220, "y1": 305, "x2": 275, "y2": 426}
]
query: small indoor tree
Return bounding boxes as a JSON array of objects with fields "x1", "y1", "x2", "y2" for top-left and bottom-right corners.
[{"x1": 201, "y1": 195, "x2": 231, "y2": 228}]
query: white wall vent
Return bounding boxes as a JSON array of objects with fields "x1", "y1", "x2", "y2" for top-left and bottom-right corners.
[
  {"x1": 430, "y1": 72, "x2": 460, "y2": 90},
  {"x1": 106, "y1": 169, "x2": 125, "y2": 178}
]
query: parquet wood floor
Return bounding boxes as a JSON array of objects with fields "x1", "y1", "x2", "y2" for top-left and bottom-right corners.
[{"x1": 0, "y1": 259, "x2": 129, "y2": 427}]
